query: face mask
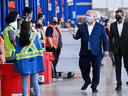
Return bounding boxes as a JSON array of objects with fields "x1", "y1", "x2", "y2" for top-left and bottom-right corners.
[
  {"x1": 52, "y1": 21, "x2": 57, "y2": 25},
  {"x1": 36, "y1": 24, "x2": 42, "y2": 28},
  {"x1": 116, "y1": 16, "x2": 122, "y2": 22},
  {"x1": 71, "y1": 24, "x2": 74, "y2": 27},
  {"x1": 9, "y1": 21, "x2": 17, "y2": 30},
  {"x1": 61, "y1": 22, "x2": 65, "y2": 25},
  {"x1": 107, "y1": 23, "x2": 110, "y2": 26},
  {"x1": 85, "y1": 16, "x2": 92, "y2": 23}
]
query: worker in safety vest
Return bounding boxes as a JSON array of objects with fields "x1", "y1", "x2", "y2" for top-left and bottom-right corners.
[
  {"x1": 18, "y1": 7, "x2": 33, "y2": 28},
  {"x1": 46, "y1": 16, "x2": 63, "y2": 78},
  {"x1": 3, "y1": 12, "x2": 18, "y2": 63},
  {"x1": 57, "y1": 17, "x2": 65, "y2": 28},
  {"x1": 38, "y1": 13, "x2": 46, "y2": 50},
  {"x1": 14, "y1": 21, "x2": 45, "y2": 96},
  {"x1": 0, "y1": 36, "x2": 5, "y2": 63},
  {"x1": 35, "y1": 19, "x2": 46, "y2": 52}
]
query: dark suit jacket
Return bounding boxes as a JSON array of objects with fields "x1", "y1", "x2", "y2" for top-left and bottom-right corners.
[
  {"x1": 109, "y1": 21, "x2": 128, "y2": 54},
  {"x1": 74, "y1": 22, "x2": 108, "y2": 56}
]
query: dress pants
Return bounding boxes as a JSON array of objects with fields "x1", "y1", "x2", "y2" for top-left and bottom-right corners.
[
  {"x1": 114, "y1": 49, "x2": 128, "y2": 85},
  {"x1": 46, "y1": 47, "x2": 61, "y2": 76},
  {"x1": 79, "y1": 50, "x2": 102, "y2": 88}
]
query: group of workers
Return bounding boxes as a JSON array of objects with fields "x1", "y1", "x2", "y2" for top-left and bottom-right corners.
[{"x1": 0, "y1": 6, "x2": 65, "y2": 96}]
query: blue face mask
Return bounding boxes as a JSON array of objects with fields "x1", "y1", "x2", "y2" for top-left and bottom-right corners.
[{"x1": 85, "y1": 16, "x2": 92, "y2": 23}]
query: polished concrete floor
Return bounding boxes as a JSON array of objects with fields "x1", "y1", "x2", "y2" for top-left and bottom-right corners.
[{"x1": 38, "y1": 56, "x2": 128, "y2": 96}]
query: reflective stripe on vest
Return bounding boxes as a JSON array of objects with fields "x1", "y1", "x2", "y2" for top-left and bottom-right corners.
[
  {"x1": 51, "y1": 31, "x2": 57, "y2": 40},
  {"x1": 40, "y1": 30, "x2": 46, "y2": 51},
  {"x1": 16, "y1": 32, "x2": 43, "y2": 60},
  {"x1": 19, "y1": 19, "x2": 28, "y2": 28},
  {"x1": 3, "y1": 26, "x2": 16, "y2": 57}
]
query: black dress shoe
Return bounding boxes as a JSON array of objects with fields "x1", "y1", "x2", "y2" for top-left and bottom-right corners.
[
  {"x1": 101, "y1": 63, "x2": 104, "y2": 66},
  {"x1": 92, "y1": 88, "x2": 98, "y2": 92},
  {"x1": 115, "y1": 85, "x2": 122, "y2": 90},
  {"x1": 126, "y1": 81, "x2": 128, "y2": 84},
  {"x1": 81, "y1": 83, "x2": 90, "y2": 90}
]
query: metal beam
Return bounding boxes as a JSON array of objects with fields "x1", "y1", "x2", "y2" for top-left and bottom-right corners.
[
  {"x1": 64, "y1": 0, "x2": 68, "y2": 23},
  {"x1": 40, "y1": 0, "x2": 44, "y2": 13},
  {"x1": 1, "y1": 0, "x2": 6, "y2": 31},
  {"x1": 44, "y1": 0, "x2": 48, "y2": 26},
  {"x1": 14, "y1": 0, "x2": 19, "y2": 11},
  {"x1": 73, "y1": 0, "x2": 77, "y2": 27},
  {"x1": 59, "y1": 0, "x2": 62, "y2": 18}
]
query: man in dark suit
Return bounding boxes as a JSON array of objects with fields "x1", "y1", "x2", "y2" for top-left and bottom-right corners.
[
  {"x1": 69, "y1": 10, "x2": 108, "y2": 92},
  {"x1": 109, "y1": 10, "x2": 128, "y2": 90}
]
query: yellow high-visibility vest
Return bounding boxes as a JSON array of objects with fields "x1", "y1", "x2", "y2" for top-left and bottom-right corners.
[
  {"x1": 16, "y1": 32, "x2": 43, "y2": 60},
  {"x1": 2, "y1": 26, "x2": 16, "y2": 57}
]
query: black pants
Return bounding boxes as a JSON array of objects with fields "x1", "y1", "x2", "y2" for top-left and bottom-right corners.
[
  {"x1": 46, "y1": 47, "x2": 61, "y2": 76},
  {"x1": 79, "y1": 50, "x2": 102, "y2": 88},
  {"x1": 114, "y1": 49, "x2": 128, "y2": 85},
  {"x1": 6, "y1": 60, "x2": 14, "y2": 63}
]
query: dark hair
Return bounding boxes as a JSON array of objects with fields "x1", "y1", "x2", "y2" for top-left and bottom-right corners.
[
  {"x1": 51, "y1": 16, "x2": 57, "y2": 21},
  {"x1": 11, "y1": 11, "x2": 19, "y2": 15},
  {"x1": 58, "y1": 17, "x2": 62, "y2": 23},
  {"x1": 38, "y1": 13, "x2": 44, "y2": 19},
  {"x1": 116, "y1": 10, "x2": 124, "y2": 15},
  {"x1": 104, "y1": 19, "x2": 109, "y2": 26},
  {"x1": 23, "y1": 7, "x2": 33, "y2": 16},
  {"x1": 20, "y1": 21, "x2": 31, "y2": 47}
]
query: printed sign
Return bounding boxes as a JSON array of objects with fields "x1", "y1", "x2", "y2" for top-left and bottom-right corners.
[
  {"x1": 48, "y1": 3, "x2": 52, "y2": 11},
  {"x1": 56, "y1": 6, "x2": 60, "y2": 13},
  {"x1": 67, "y1": 0, "x2": 73, "y2": 6},
  {"x1": 73, "y1": 11, "x2": 76, "y2": 18},
  {"x1": 38, "y1": 75, "x2": 44, "y2": 82}
]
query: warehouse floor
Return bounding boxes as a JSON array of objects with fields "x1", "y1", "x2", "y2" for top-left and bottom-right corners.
[{"x1": 37, "y1": 56, "x2": 128, "y2": 96}]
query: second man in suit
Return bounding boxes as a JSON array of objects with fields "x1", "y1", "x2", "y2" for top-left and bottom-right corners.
[{"x1": 109, "y1": 10, "x2": 128, "y2": 90}]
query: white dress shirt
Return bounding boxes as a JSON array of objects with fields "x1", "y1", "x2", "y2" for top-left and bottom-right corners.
[
  {"x1": 87, "y1": 21, "x2": 96, "y2": 36},
  {"x1": 86, "y1": 21, "x2": 96, "y2": 50},
  {"x1": 117, "y1": 20, "x2": 124, "y2": 37}
]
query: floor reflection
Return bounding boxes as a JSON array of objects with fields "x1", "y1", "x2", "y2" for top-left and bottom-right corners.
[{"x1": 39, "y1": 56, "x2": 128, "y2": 96}]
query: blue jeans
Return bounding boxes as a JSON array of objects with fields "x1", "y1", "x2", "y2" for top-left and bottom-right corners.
[{"x1": 21, "y1": 73, "x2": 40, "y2": 96}]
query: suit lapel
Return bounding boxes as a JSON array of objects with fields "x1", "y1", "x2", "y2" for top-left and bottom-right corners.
[
  {"x1": 121, "y1": 21, "x2": 125, "y2": 37},
  {"x1": 115, "y1": 22, "x2": 120, "y2": 37},
  {"x1": 85, "y1": 23, "x2": 89, "y2": 36},
  {"x1": 90, "y1": 22, "x2": 98, "y2": 36}
]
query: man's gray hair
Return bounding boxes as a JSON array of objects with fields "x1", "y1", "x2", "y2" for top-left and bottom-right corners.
[{"x1": 86, "y1": 10, "x2": 95, "y2": 16}]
